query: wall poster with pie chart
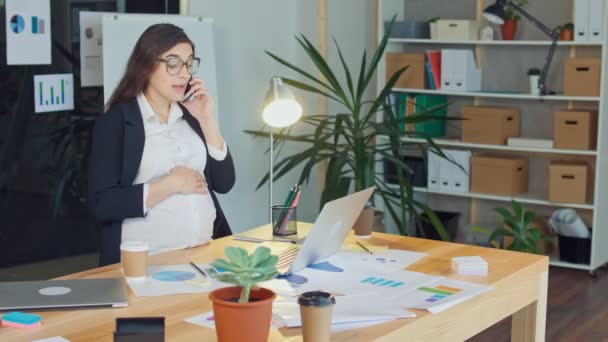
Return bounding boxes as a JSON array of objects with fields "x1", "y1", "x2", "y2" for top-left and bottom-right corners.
[{"x1": 5, "y1": 0, "x2": 51, "y2": 65}]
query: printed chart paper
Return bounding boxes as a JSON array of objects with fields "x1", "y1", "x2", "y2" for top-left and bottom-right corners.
[
  {"x1": 34, "y1": 74, "x2": 75, "y2": 113},
  {"x1": 6, "y1": 0, "x2": 51, "y2": 65},
  {"x1": 126, "y1": 264, "x2": 228, "y2": 297}
]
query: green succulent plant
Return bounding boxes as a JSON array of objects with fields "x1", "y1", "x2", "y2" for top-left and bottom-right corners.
[{"x1": 209, "y1": 246, "x2": 278, "y2": 303}]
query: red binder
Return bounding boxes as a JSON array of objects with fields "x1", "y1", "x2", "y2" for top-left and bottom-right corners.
[{"x1": 426, "y1": 51, "x2": 442, "y2": 90}]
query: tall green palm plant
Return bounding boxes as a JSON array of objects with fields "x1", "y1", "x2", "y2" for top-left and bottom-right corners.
[{"x1": 246, "y1": 17, "x2": 454, "y2": 239}]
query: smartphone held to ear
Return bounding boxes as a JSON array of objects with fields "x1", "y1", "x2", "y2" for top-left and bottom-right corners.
[{"x1": 182, "y1": 77, "x2": 195, "y2": 103}]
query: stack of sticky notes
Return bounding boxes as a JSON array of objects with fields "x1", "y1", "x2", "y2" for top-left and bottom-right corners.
[
  {"x1": 1, "y1": 312, "x2": 42, "y2": 329},
  {"x1": 451, "y1": 256, "x2": 488, "y2": 275}
]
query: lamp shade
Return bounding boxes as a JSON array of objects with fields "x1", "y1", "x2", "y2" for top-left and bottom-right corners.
[
  {"x1": 483, "y1": 1, "x2": 506, "y2": 25},
  {"x1": 262, "y1": 77, "x2": 302, "y2": 128}
]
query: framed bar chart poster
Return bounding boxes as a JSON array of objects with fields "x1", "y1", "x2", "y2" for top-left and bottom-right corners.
[
  {"x1": 34, "y1": 74, "x2": 75, "y2": 113},
  {"x1": 5, "y1": 0, "x2": 51, "y2": 65}
]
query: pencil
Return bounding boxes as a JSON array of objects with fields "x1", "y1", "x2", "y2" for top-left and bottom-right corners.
[
  {"x1": 189, "y1": 261, "x2": 209, "y2": 278},
  {"x1": 356, "y1": 241, "x2": 373, "y2": 255}
]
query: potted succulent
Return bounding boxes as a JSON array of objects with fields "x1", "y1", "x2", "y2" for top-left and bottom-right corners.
[
  {"x1": 245, "y1": 17, "x2": 453, "y2": 240},
  {"x1": 527, "y1": 67, "x2": 541, "y2": 95},
  {"x1": 559, "y1": 22, "x2": 574, "y2": 41},
  {"x1": 208, "y1": 246, "x2": 278, "y2": 342},
  {"x1": 472, "y1": 201, "x2": 554, "y2": 254},
  {"x1": 501, "y1": 0, "x2": 528, "y2": 40}
]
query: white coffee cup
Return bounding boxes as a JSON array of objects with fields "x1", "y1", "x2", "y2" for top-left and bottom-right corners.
[{"x1": 120, "y1": 241, "x2": 149, "y2": 280}]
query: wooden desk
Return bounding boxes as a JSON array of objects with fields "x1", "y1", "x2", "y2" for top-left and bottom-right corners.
[{"x1": 0, "y1": 223, "x2": 548, "y2": 341}]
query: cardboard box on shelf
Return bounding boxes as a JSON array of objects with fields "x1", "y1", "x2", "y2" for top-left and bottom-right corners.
[
  {"x1": 461, "y1": 106, "x2": 520, "y2": 145},
  {"x1": 471, "y1": 155, "x2": 528, "y2": 196},
  {"x1": 436, "y1": 20, "x2": 478, "y2": 40},
  {"x1": 554, "y1": 110, "x2": 598, "y2": 150},
  {"x1": 386, "y1": 53, "x2": 426, "y2": 89},
  {"x1": 564, "y1": 58, "x2": 601, "y2": 96},
  {"x1": 549, "y1": 161, "x2": 591, "y2": 204}
]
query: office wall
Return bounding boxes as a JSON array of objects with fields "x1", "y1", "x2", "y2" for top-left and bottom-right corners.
[
  {"x1": 185, "y1": 1, "x2": 382, "y2": 233},
  {"x1": 187, "y1": 1, "x2": 320, "y2": 232}
]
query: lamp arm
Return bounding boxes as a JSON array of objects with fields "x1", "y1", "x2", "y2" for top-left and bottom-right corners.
[
  {"x1": 504, "y1": 0, "x2": 555, "y2": 37},
  {"x1": 538, "y1": 30, "x2": 561, "y2": 95}
]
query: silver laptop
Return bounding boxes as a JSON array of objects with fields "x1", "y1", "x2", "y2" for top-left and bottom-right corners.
[
  {"x1": 274, "y1": 186, "x2": 375, "y2": 275},
  {"x1": 0, "y1": 278, "x2": 129, "y2": 311}
]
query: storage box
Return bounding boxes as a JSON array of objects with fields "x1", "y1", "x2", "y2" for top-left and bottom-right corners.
[
  {"x1": 383, "y1": 155, "x2": 426, "y2": 187},
  {"x1": 385, "y1": 21, "x2": 430, "y2": 39},
  {"x1": 471, "y1": 155, "x2": 528, "y2": 196},
  {"x1": 554, "y1": 110, "x2": 597, "y2": 150},
  {"x1": 564, "y1": 58, "x2": 601, "y2": 96},
  {"x1": 417, "y1": 211, "x2": 460, "y2": 241},
  {"x1": 386, "y1": 53, "x2": 426, "y2": 89},
  {"x1": 558, "y1": 235, "x2": 591, "y2": 264},
  {"x1": 549, "y1": 162, "x2": 591, "y2": 204},
  {"x1": 461, "y1": 106, "x2": 520, "y2": 145},
  {"x1": 436, "y1": 20, "x2": 478, "y2": 40}
]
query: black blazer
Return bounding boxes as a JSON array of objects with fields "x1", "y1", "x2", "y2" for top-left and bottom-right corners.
[{"x1": 88, "y1": 97, "x2": 235, "y2": 266}]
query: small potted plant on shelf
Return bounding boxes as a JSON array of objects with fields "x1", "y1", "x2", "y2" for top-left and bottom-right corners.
[
  {"x1": 559, "y1": 22, "x2": 574, "y2": 41},
  {"x1": 472, "y1": 201, "x2": 554, "y2": 254},
  {"x1": 527, "y1": 67, "x2": 541, "y2": 95},
  {"x1": 208, "y1": 246, "x2": 278, "y2": 342},
  {"x1": 501, "y1": 0, "x2": 528, "y2": 40}
]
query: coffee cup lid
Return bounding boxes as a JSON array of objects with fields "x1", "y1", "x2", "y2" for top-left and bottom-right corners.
[
  {"x1": 297, "y1": 291, "x2": 335, "y2": 307},
  {"x1": 120, "y1": 241, "x2": 149, "y2": 252}
]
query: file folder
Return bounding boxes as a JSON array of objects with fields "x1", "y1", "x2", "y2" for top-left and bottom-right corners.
[
  {"x1": 589, "y1": 0, "x2": 605, "y2": 41},
  {"x1": 440, "y1": 49, "x2": 481, "y2": 92},
  {"x1": 575, "y1": 0, "x2": 590, "y2": 41},
  {"x1": 427, "y1": 151, "x2": 441, "y2": 191}
]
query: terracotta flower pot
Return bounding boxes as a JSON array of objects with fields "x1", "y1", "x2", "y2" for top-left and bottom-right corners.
[
  {"x1": 501, "y1": 19, "x2": 518, "y2": 40},
  {"x1": 209, "y1": 286, "x2": 276, "y2": 342},
  {"x1": 353, "y1": 207, "x2": 374, "y2": 237},
  {"x1": 560, "y1": 29, "x2": 573, "y2": 41}
]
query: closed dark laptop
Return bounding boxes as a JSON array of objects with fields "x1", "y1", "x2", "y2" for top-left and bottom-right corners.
[{"x1": 0, "y1": 278, "x2": 129, "y2": 311}]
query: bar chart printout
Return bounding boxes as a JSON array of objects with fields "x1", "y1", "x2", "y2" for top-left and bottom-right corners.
[{"x1": 34, "y1": 74, "x2": 74, "y2": 113}]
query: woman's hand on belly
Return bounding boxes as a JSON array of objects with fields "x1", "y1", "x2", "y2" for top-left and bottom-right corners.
[{"x1": 167, "y1": 165, "x2": 208, "y2": 194}]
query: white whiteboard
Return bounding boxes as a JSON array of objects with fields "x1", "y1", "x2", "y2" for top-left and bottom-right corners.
[{"x1": 102, "y1": 14, "x2": 219, "y2": 118}]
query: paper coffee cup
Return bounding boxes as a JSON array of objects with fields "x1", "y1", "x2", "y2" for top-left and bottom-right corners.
[
  {"x1": 120, "y1": 241, "x2": 149, "y2": 279},
  {"x1": 298, "y1": 291, "x2": 335, "y2": 342}
]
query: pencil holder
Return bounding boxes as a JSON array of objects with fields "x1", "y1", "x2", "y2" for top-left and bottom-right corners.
[{"x1": 272, "y1": 205, "x2": 297, "y2": 236}]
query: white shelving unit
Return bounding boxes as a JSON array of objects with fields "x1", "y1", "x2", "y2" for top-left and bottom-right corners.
[
  {"x1": 389, "y1": 38, "x2": 604, "y2": 46},
  {"x1": 393, "y1": 87, "x2": 600, "y2": 102},
  {"x1": 400, "y1": 137, "x2": 598, "y2": 156},
  {"x1": 376, "y1": 0, "x2": 608, "y2": 273}
]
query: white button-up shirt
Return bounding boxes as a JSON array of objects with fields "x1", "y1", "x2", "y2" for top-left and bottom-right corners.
[{"x1": 121, "y1": 92, "x2": 227, "y2": 254}]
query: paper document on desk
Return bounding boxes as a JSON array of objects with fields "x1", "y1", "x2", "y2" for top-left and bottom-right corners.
[
  {"x1": 126, "y1": 264, "x2": 229, "y2": 297},
  {"x1": 282, "y1": 249, "x2": 427, "y2": 295},
  {"x1": 185, "y1": 310, "x2": 283, "y2": 330},
  {"x1": 33, "y1": 338, "x2": 71, "y2": 342},
  {"x1": 336, "y1": 249, "x2": 427, "y2": 273},
  {"x1": 272, "y1": 294, "x2": 415, "y2": 328},
  {"x1": 395, "y1": 277, "x2": 490, "y2": 311}
]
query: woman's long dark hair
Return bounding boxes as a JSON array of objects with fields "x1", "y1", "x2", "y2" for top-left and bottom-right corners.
[{"x1": 106, "y1": 23, "x2": 194, "y2": 110}]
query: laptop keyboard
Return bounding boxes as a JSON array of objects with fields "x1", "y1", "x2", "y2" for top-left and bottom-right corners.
[{"x1": 276, "y1": 245, "x2": 300, "y2": 272}]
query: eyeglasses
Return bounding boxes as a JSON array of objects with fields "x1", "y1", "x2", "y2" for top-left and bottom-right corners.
[{"x1": 156, "y1": 57, "x2": 201, "y2": 76}]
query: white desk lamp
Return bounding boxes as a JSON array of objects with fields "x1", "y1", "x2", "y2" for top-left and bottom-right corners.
[{"x1": 262, "y1": 77, "x2": 302, "y2": 222}]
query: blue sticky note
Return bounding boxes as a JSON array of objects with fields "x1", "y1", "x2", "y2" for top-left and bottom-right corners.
[{"x1": 2, "y1": 312, "x2": 41, "y2": 325}]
